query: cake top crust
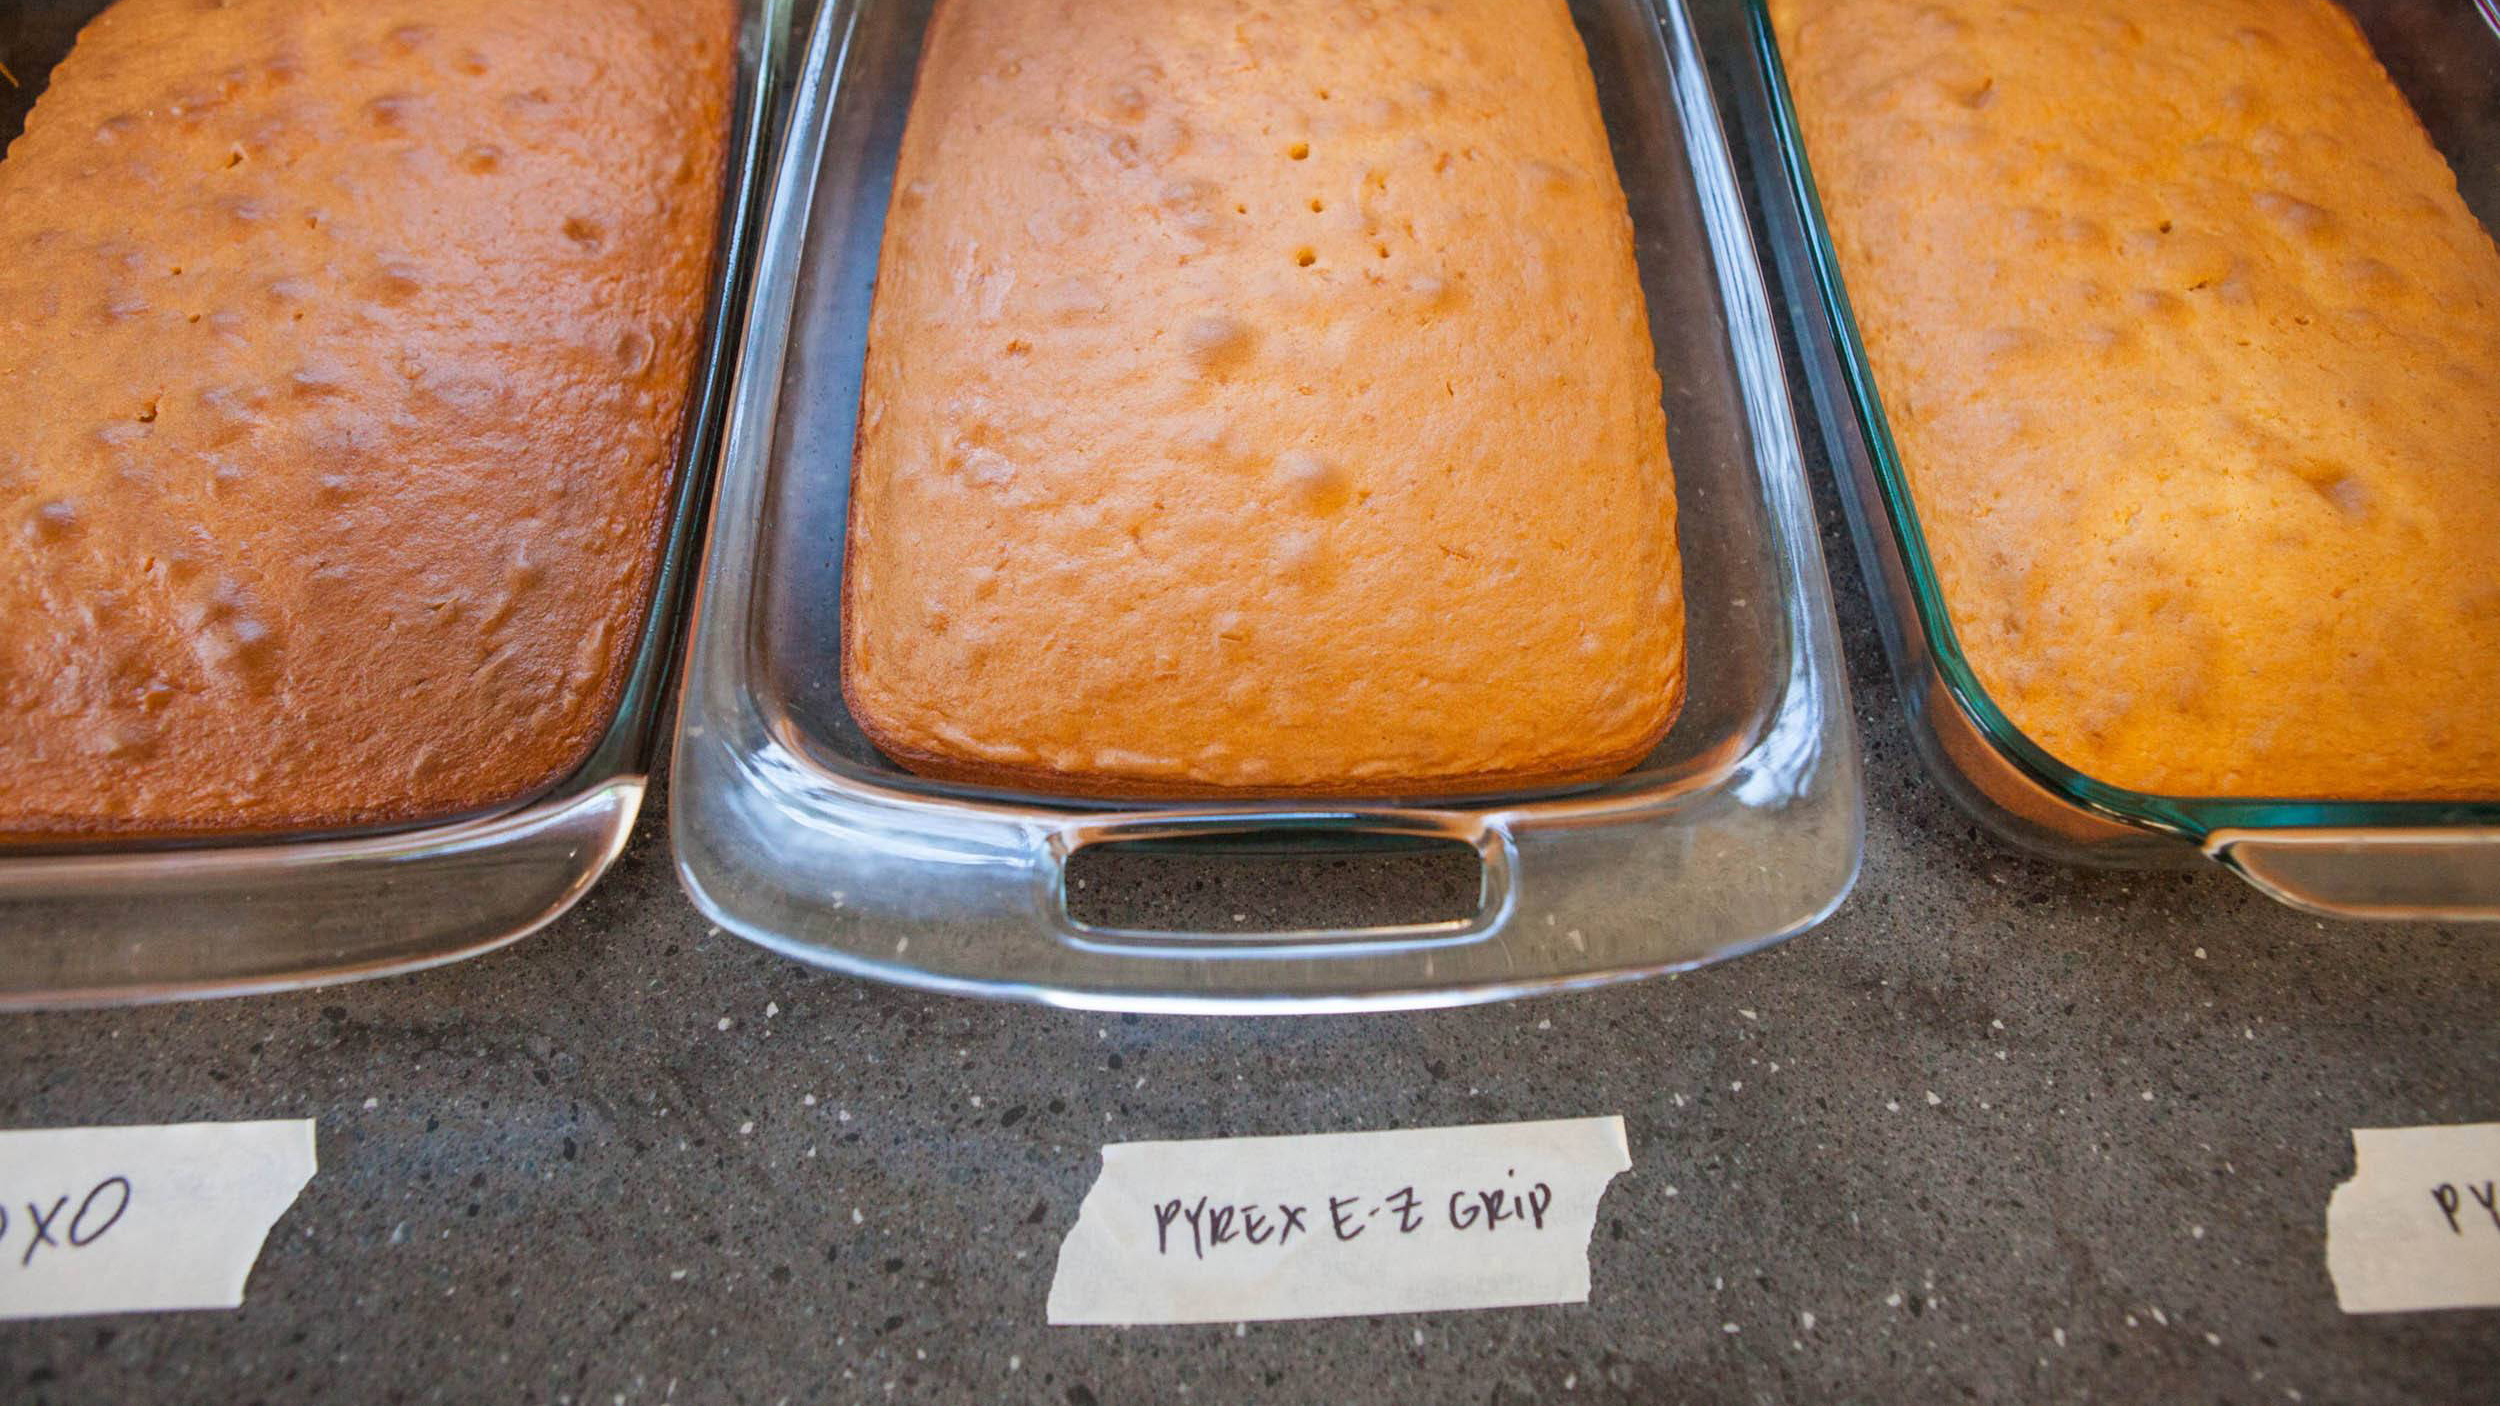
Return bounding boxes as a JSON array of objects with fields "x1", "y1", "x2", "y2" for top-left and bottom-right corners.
[
  {"x1": 0, "y1": 0, "x2": 738, "y2": 839},
  {"x1": 843, "y1": 0, "x2": 1684, "y2": 797},
  {"x1": 1775, "y1": 0, "x2": 2500, "y2": 799}
]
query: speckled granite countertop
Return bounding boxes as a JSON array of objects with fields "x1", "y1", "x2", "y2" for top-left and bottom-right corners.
[{"x1": 4, "y1": 3, "x2": 2497, "y2": 1400}]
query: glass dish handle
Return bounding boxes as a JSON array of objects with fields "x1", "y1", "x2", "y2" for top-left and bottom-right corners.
[
  {"x1": 1045, "y1": 811, "x2": 1512, "y2": 949},
  {"x1": 2205, "y1": 827, "x2": 2500, "y2": 922}
]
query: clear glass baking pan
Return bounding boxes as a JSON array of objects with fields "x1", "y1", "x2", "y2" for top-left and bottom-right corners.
[
  {"x1": 0, "y1": 0, "x2": 796, "y2": 1008},
  {"x1": 1737, "y1": 0, "x2": 2500, "y2": 920},
  {"x1": 670, "y1": 0, "x2": 1864, "y2": 1012}
]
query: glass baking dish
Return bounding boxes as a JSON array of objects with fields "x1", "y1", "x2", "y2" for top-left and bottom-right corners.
[
  {"x1": 670, "y1": 0, "x2": 1864, "y2": 1012},
  {"x1": 0, "y1": 0, "x2": 796, "y2": 1008},
  {"x1": 1736, "y1": 0, "x2": 2500, "y2": 920}
]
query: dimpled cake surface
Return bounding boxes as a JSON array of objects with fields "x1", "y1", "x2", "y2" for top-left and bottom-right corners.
[
  {"x1": 843, "y1": 0, "x2": 1684, "y2": 798},
  {"x1": 0, "y1": 0, "x2": 737, "y2": 840},
  {"x1": 1770, "y1": 0, "x2": 2500, "y2": 799}
]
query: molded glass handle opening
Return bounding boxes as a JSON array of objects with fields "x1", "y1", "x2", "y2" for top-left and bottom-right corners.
[{"x1": 1051, "y1": 816, "x2": 1507, "y2": 945}]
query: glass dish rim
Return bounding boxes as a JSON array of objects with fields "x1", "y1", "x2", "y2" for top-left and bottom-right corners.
[
  {"x1": 1743, "y1": 0, "x2": 2500, "y2": 842},
  {"x1": 0, "y1": 0, "x2": 792, "y2": 860}
]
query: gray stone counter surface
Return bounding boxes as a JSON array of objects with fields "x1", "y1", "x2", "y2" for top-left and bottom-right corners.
[{"x1": 5, "y1": 6, "x2": 2498, "y2": 1402}]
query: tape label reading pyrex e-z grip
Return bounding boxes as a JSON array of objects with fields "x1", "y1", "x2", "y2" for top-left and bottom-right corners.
[{"x1": 1047, "y1": 1116, "x2": 1631, "y2": 1326}]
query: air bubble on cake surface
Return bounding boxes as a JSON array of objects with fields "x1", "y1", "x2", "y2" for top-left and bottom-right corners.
[
  {"x1": 2252, "y1": 190, "x2": 2331, "y2": 239},
  {"x1": 1038, "y1": 276, "x2": 1109, "y2": 321},
  {"x1": 1272, "y1": 528, "x2": 1321, "y2": 572},
  {"x1": 373, "y1": 262, "x2": 427, "y2": 301},
  {"x1": 24, "y1": 499, "x2": 78, "y2": 544},
  {"x1": 366, "y1": 93, "x2": 421, "y2": 129},
  {"x1": 1975, "y1": 326, "x2": 2041, "y2": 360},
  {"x1": 1025, "y1": 201, "x2": 1093, "y2": 244},
  {"x1": 76, "y1": 720, "x2": 158, "y2": 761},
  {"x1": 2340, "y1": 257, "x2": 2406, "y2": 296},
  {"x1": 2128, "y1": 287, "x2": 2184, "y2": 319},
  {"x1": 957, "y1": 446, "x2": 1015, "y2": 488},
  {"x1": 1274, "y1": 451, "x2": 1349, "y2": 512},
  {"x1": 1181, "y1": 313, "x2": 1253, "y2": 370},
  {"x1": 1142, "y1": 115, "x2": 1189, "y2": 160},
  {"x1": 1521, "y1": 158, "x2": 1576, "y2": 194},
  {"x1": 290, "y1": 364, "x2": 349, "y2": 398},
  {"x1": 1105, "y1": 82, "x2": 1148, "y2": 121},
  {"x1": 1177, "y1": 415, "x2": 1244, "y2": 465},
  {"x1": 614, "y1": 328, "x2": 654, "y2": 375}
]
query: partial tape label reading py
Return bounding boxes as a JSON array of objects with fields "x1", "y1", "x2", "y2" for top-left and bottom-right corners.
[
  {"x1": 2326, "y1": 1122, "x2": 2500, "y2": 1314},
  {"x1": 0, "y1": 1121, "x2": 317, "y2": 1321},
  {"x1": 1047, "y1": 1116, "x2": 1630, "y2": 1326}
]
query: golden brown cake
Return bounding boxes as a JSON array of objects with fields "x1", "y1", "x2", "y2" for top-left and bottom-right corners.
[
  {"x1": 0, "y1": 0, "x2": 738, "y2": 840},
  {"x1": 844, "y1": 0, "x2": 1684, "y2": 798},
  {"x1": 1771, "y1": 0, "x2": 2500, "y2": 799}
]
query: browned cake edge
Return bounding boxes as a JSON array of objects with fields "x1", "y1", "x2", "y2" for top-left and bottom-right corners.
[{"x1": 836, "y1": 665, "x2": 1686, "y2": 801}]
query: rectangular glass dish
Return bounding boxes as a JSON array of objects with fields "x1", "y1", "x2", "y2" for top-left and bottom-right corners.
[
  {"x1": 0, "y1": 0, "x2": 795, "y2": 1007},
  {"x1": 1737, "y1": 0, "x2": 2500, "y2": 920},
  {"x1": 670, "y1": 0, "x2": 1864, "y2": 1012}
]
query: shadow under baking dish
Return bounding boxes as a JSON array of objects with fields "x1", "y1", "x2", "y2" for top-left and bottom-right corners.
[{"x1": 669, "y1": 0, "x2": 1862, "y2": 1010}]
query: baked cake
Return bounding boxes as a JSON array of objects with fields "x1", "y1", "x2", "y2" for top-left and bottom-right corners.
[
  {"x1": 1772, "y1": 0, "x2": 2500, "y2": 798},
  {"x1": 0, "y1": 0, "x2": 738, "y2": 838},
  {"x1": 843, "y1": 0, "x2": 1684, "y2": 797}
]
